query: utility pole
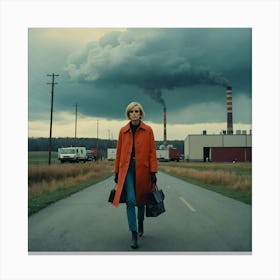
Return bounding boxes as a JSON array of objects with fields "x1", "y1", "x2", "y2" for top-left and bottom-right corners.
[
  {"x1": 96, "y1": 120, "x2": 99, "y2": 160},
  {"x1": 74, "y1": 102, "x2": 78, "y2": 139},
  {"x1": 47, "y1": 73, "x2": 59, "y2": 165}
]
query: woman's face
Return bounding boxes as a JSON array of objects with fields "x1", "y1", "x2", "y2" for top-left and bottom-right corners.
[{"x1": 129, "y1": 106, "x2": 141, "y2": 121}]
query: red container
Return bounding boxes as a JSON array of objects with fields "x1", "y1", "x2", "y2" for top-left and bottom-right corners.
[{"x1": 169, "y1": 148, "x2": 180, "y2": 161}]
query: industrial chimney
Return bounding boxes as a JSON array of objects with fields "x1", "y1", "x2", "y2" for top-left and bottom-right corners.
[
  {"x1": 226, "y1": 86, "x2": 233, "y2": 135},
  {"x1": 163, "y1": 106, "x2": 167, "y2": 147}
]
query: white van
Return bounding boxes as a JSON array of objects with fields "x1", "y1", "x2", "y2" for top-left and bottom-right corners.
[
  {"x1": 58, "y1": 147, "x2": 87, "y2": 163},
  {"x1": 107, "y1": 148, "x2": 116, "y2": 160}
]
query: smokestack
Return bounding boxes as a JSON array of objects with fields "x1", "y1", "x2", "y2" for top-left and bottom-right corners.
[
  {"x1": 163, "y1": 106, "x2": 167, "y2": 147},
  {"x1": 226, "y1": 86, "x2": 233, "y2": 135}
]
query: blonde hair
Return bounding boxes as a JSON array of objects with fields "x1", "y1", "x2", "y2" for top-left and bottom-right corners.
[{"x1": 125, "y1": 102, "x2": 145, "y2": 120}]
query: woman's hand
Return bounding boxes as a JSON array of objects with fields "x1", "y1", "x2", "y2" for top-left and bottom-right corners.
[
  {"x1": 151, "y1": 173, "x2": 157, "y2": 184},
  {"x1": 114, "y1": 173, "x2": 118, "y2": 184}
]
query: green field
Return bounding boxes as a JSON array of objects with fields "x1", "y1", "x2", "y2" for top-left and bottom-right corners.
[{"x1": 28, "y1": 151, "x2": 60, "y2": 165}]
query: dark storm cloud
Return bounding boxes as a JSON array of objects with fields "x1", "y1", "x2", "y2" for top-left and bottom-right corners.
[
  {"x1": 65, "y1": 28, "x2": 251, "y2": 123},
  {"x1": 29, "y1": 28, "x2": 251, "y2": 125},
  {"x1": 66, "y1": 29, "x2": 243, "y2": 107}
]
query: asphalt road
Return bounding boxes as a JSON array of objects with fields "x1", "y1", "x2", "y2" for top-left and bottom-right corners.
[{"x1": 28, "y1": 172, "x2": 252, "y2": 253}]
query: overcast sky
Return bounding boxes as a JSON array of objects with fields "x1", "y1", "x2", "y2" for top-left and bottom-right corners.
[{"x1": 28, "y1": 28, "x2": 252, "y2": 140}]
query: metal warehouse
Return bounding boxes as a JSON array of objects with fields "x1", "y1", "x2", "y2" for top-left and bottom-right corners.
[{"x1": 184, "y1": 133, "x2": 252, "y2": 162}]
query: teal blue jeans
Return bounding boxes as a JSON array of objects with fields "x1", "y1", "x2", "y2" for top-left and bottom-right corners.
[{"x1": 124, "y1": 159, "x2": 145, "y2": 232}]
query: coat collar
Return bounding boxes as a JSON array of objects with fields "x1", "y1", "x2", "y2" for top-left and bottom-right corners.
[{"x1": 123, "y1": 121, "x2": 146, "y2": 133}]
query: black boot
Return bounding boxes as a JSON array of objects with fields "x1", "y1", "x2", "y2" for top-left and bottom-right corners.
[
  {"x1": 138, "y1": 222, "x2": 144, "y2": 237},
  {"x1": 131, "y1": 231, "x2": 138, "y2": 249}
]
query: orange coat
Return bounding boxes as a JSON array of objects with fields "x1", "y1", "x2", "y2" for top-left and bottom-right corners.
[{"x1": 113, "y1": 121, "x2": 158, "y2": 207}]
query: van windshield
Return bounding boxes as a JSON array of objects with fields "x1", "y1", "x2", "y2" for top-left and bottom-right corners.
[{"x1": 60, "y1": 149, "x2": 75, "y2": 154}]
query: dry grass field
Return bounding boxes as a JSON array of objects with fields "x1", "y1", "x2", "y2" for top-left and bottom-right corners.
[
  {"x1": 28, "y1": 152, "x2": 114, "y2": 215},
  {"x1": 158, "y1": 161, "x2": 251, "y2": 191},
  {"x1": 28, "y1": 161, "x2": 114, "y2": 198},
  {"x1": 158, "y1": 161, "x2": 251, "y2": 204},
  {"x1": 28, "y1": 152, "x2": 252, "y2": 215}
]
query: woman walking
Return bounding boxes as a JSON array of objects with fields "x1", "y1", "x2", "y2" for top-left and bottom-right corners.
[{"x1": 113, "y1": 101, "x2": 158, "y2": 249}]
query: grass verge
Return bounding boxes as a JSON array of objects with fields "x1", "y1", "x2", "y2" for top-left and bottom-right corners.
[
  {"x1": 158, "y1": 162, "x2": 251, "y2": 205},
  {"x1": 28, "y1": 160, "x2": 114, "y2": 216},
  {"x1": 28, "y1": 174, "x2": 111, "y2": 216}
]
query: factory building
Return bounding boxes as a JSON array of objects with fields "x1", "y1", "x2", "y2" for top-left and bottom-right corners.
[
  {"x1": 184, "y1": 133, "x2": 252, "y2": 162},
  {"x1": 184, "y1": 86, "x2": 252, "y2": 162}
]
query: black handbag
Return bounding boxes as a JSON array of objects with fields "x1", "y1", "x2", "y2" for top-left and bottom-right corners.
[
  {"x1": 145, "y1": 185, "x2": 166, "y2": 217},
  {"x1": 108, "y1": 188, "x2": 126, "y2": 203}
]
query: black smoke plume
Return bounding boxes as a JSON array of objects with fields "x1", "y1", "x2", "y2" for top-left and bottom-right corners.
[{"x1": 145, "y1": 88, "x2": 165, "y2": 107}]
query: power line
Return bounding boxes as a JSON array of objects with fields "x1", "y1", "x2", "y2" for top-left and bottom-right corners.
[{"x1": 47, "y1": 73, "x2": 59, "y2": 165}]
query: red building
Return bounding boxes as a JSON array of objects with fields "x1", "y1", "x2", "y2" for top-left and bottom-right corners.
[{"x1": 210, "y1": 147, "x2": 252, "y2": 162}]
